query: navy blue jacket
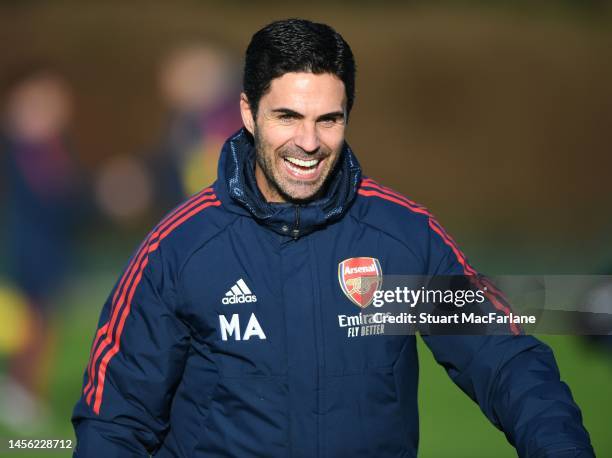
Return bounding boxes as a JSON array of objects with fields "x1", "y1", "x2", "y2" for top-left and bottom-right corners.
[{"x1": 73, "y1": 129, "x2": 594, "y2": 457}]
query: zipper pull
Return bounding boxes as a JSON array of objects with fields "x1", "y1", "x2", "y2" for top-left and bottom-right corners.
[{"x1": 292, "y1": 205, "x2": 301, "y2": 239}]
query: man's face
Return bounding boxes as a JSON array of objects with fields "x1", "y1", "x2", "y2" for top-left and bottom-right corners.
[{"x1": 240, "y1": 72, "x2": 347, "y2": 203}]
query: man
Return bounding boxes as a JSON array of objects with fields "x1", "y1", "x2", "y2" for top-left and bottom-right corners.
[{"x1": 72, "y1": 19, "x2": 594, "y2": 457}]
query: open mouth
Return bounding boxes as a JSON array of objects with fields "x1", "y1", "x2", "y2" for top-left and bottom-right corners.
[{"x1": 282, "y1": 156, "x2": 325, "y2": 181}]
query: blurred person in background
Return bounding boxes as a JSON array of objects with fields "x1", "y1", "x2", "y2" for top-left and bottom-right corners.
[
  {"x1": 0, "y1": 66, "x2": 86, "y2": 430},
  {"x1": 150, "y1": 43, "x2": 241, "y2": 214}
]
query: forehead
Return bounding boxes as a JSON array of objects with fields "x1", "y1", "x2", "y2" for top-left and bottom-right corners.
[{"x1": 261, "y1": 72, "x2": 346, "y2": 112}]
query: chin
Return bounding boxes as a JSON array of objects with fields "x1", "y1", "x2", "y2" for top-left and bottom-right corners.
[{"x1": 280, "y1": 183, "x2": 322, "y2": 203}]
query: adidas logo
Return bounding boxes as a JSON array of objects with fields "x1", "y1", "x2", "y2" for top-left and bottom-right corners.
[{"x1": 222, "y1": 278, "x2": 258, "y2": 305}]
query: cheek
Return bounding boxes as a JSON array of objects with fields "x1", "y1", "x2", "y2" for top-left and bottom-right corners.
[
  {"x1": 260, "y1": 124, "x2": 295, "y2": 153},
  {"x1": 319, "y1": 126, "x2": 345, "y2": 153}
]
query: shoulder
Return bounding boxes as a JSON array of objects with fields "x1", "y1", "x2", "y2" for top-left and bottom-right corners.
[
  {"x1": 139, "y1": 185, "x2": 233, "y2": 270},
  {"x1": 354, "y1": 177, "x2": 478, "y2": 276},
  {"x1": 352, "y1": 177, "x2": 433, "y2": 240}
]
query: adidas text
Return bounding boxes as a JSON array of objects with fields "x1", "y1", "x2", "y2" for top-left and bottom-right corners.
[{"x1": 222, "y1": 294, "x2": 257, "y2": 305}]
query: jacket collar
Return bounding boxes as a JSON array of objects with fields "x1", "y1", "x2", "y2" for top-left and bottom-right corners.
[{"x1": 215, "y1": 128, "x2": 361, "y2": 238}]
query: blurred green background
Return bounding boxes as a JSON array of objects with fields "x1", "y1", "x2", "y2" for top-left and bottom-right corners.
[{"x1": 0, "y1": 1, "x2": 611, "y2": 457}]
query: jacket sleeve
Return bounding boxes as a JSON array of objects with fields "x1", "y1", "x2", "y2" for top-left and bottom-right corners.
[
  {"x1": 71, "y1": 241, "x2": 191, "y2": 457},
  {"x1": 420, "y1": 215, "x2": 595, "y2": 457}
]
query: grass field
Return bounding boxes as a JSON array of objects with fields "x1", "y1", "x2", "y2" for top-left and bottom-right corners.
[{"x1": 1, "y1": 272, "x2": 610, "y2": 457}]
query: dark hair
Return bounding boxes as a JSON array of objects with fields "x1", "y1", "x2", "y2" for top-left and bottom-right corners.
[{"x1": 243, "y1": 18, "x2": 355, "y2": 118}]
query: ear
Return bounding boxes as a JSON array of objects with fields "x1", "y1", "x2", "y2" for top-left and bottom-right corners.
[{"x1": 240, "y1": 92, "x2": 255, "y2": 135}]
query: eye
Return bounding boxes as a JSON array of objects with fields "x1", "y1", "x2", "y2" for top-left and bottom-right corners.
[
  {"x1": 278, "y1": 114, "x2": 296, "y2": 124},
  {"x1": 319, "y1": 116, "x2": 343, "y2": 127}
]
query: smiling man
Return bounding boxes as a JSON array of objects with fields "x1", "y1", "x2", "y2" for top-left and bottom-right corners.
[{"x1": 72, "y1": 19, "x2": 594, "y2": 457}]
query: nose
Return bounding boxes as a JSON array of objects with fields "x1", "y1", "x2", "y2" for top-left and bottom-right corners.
[{"x1": 293, "y1": 121, "x2": 320, "y2": 154}]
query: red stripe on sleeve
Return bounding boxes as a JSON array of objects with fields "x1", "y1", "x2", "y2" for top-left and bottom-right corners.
[
  {"x1": 91, "y1": 199, "x2": 221, "y2": 414},
  {"x1": 82, "y1": 322, "x2": 109, "y2": 402},
  {"x1": 84, "y1": 189, "x2": 216, "y2": 403}
]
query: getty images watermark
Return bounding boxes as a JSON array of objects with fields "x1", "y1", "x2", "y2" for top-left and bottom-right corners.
[{"x1": 336, "y1": 275, "x2": 612, "y2": 337}]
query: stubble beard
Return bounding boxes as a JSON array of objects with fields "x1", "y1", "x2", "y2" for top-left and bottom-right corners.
[{"x1": 253, "y1": 126, "x2": 340, "y2": 204}]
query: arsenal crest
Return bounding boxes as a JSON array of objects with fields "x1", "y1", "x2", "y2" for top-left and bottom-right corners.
[{"x1": 338, "y1": 257, "x2": 383, "y2": 308}]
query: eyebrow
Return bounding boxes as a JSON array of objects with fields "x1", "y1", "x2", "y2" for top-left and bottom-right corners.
[{"x1": 271, "y1": 108, "x2": 345, "y2": 121}]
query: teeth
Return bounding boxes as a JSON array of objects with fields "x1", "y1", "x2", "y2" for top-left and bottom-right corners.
[
  {"x1": 285, "y1": 162, "x2": 315, "y2": 176},
  {"x1": 285, "y1": 157, "x2": 319, "y2": 168}
]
